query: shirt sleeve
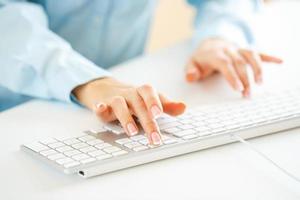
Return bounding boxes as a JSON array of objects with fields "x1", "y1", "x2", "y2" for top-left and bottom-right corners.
[
  {"x1": 0, "y1": 2, "x2": 111, "y2": 103},
  {"x1": 187, "y1": 0, "x2": 261, "y2": 48}
]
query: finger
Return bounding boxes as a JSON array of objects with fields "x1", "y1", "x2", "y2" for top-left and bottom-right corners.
[
  {"x1": 259, "y1": 53, "x2": 283, "y2": 63},
  {"x1": 239, "y1": 49, "x2": 263, "y2": 84},
  {"x1": 192, "y1": 57, "x2": 216, "y2": 79},
  {"x1": 185, "y1": 60, "x2": 201, "y2": 82},
  {"x1": 137, "y1": 84, "x2": 163, "y2": 119},
  {"x1": 215, "y1": 56, "x2": 244, "y2": 92},
  {"x1": 110, "y1": 96, "x2": 139, "y2": 136},
  {"x1": 94, "y1": 102, "x2": 116, "y2": 122},
  {"x1": 225, "y1": 50, "x2": 251, "y2": 98},
  {"x1": 128, "y1": 93, "x2": 162, "y2": 145},
  {"x1": 159, "y1": 94, "x2": 186, "y2": 116}
]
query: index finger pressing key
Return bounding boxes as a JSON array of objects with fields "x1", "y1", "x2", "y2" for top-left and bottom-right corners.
[{"x1": 129, "y1": 94, "x2": 162, "y2": 145}]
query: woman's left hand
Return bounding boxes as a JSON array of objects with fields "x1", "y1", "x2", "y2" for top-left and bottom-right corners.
[{"x1": 185, "y1": 38, "x2": 283, "y2": 97}]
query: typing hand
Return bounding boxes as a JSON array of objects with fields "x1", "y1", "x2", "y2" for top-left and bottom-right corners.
[
  {"x1": 73, "y1": 77, "x2": 186, "y2": 145},
  {"x1": 185, "y1": 38, "x2": 283, "y2": 97}
]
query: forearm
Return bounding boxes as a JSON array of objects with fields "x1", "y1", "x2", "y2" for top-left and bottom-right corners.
[
  {"x1": 0, "y1": 2, "x2": 110, "y2": 102},
  {"x1": 188, "y1": 0, "x2": 261, "y2": 48}
]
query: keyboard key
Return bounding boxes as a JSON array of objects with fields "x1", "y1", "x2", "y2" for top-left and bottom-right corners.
[
  {"x1": 196, "y1": 131, "x2": 212, "y2": 137},
  {"x1": 72, "y1": 142, "x2": 89, "y2": 149},
  {"x1": 63, "y1": 138, "x2": 81, "y2": 145},
  {"x1": 48, "y1": 142, "x2": 65, "y2": 149},
  {"x1": 72, "y1": 154, "x2": 90, "y2": 161},
  {"x1": 157, "y1": 116, "x2": 178, "y2": 125},
  {"x1": 104, "y1": 124, "x2": 125, "y2": 135},
  {"x1": 182, "y1": 134, "x2": 198, "y2": 140},
  {"x1": 86, "y1": 139, "x2": 104, "y2": 146},
  {"x1": 103, "y1": 146, "x2": 122, "y2": 153},
  {"x1": 178, "y1": 124, "x2": 194, "y2": 130},
  {"x1": 180, "y1": 119, "x2": 195, "y2": 124},
  {"x1": 115, "y1": 138, "x2": 132, "y2": 145},
  {"x1": 89, "y1": 127, "x2": 107, "y2": 134},
  {"x1": 64, "y1": 161, "x2": 80, "y2": 168},
  {"x1": 78, "y1": 135, "x2": 95, "y2": 142},
  {"x1": 96, "y1": 154, "x2": 113, "y2": 160},
  {"x1": 56, "y1": 146, "x2": 73, "y2": 153},
  {"x1": 80, "y1": 146, "x2": 97, "y2": 153},
  {"x1": 48, "y1": 153, "x2": 66, "y2": 161},
  {"x1": 132, "y1": 146, "x2": 148, "y2": 152},
  {"x1": 194, "y1": 127, "x2": 211, "y2": 132},
  {"x1": 24, "y1": 142, "x2": 49, "y2": 152},
  {"x1": 39, "y1": 138, "x2": 57, "y2": 145},
  {"x1": 164, "y1": 127, "x2": 181, "y2": 134},
  {"x1": 124, "y1": 142, "x2": 141, "y2": 149},
  {"x1": 95, "y1": 143, "x2": 112, "y2": 149},
  {"x1": 56, "y1": 157, "x2": 74, "y2": 165},
  {"x1": 163, "y1": 138, "x2": 179, "y2": 145},
  {"x1": 161, "y1": 134, "x2": 171, "y2": 140},
  {"x1": 191, "y1": 121, "x2": 207, "y2": 127},
  {"x1": 64, "y1": 150, "x2": 81, "y2": 156},
  {"x1": 80, "y1": 157, "x2": 96, "y2": 164},
  {"x1": 173, "y1": 129, "x2": 197, "y2": 137},
  {"x1": 55, "y1": 135, "x2": 84, "y2": 141},
  {"x1": 160, "y1": 122, "x2": 182, "y2": 130},
  {"x1": 40, "y1": 149, "x2": 57, "y2": 156},
  {"x1": 112, "y1": 150, "x2": 128, "y2": 157},
  {"x1": 130, "y1": 135, "x2": 147, "y2": 141},
  {"x1": 88, "y1": 150, "x2": 106, "y2": 157},
  {"x1": 139, "y1": 139, "x2": 149, "y2": 145}
]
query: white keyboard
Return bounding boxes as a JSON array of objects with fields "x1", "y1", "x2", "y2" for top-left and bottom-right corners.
[{"x1": 21, "y1": 88, "x2": 300, "y2": 178}]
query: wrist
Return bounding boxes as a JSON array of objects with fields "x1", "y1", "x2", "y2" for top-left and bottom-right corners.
[{"x1": 72, "y1": 77, "x2": 113, "y2": 109}]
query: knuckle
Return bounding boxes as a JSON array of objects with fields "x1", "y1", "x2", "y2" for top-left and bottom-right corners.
[
  {"x1": 135, "y1": 97, "x2": 146, "y2": 109},
  {"x1": 97, "y1": 114, "x2": 111, "y2": 123},
  {"x1": 139, "y1": 84, "x2": 153, "y2": 92},
  {"x1": 255, "y1": 67, "x2": 262, "y2": 75},
  {"x1": 111, "y1": 96, "x2": 125, "y2": 105},
  {"x1": 236, "y1": 58, "x2": 246, "y2": 66},
  {"x1": 125, "y1": 88, "x2": 138, "y2": 97},
  {"x1": 218, "y1": 57, "x2": 231, "y2": 66},
  {"x1": 130, "y1": 95, "x2": 146, "y2": 111},
  {"x1": 242, "y1": 74, "x2": 250, "y2": 84},
  {"x1": 247, "y1": 50, "x2": 255, "y2": 57},
  {"x1": 147, "y1": 96, "x2": 157, "y2": 105},
  {"x1": 143, "y1": 119, "x2": 157, "y2": 130}
]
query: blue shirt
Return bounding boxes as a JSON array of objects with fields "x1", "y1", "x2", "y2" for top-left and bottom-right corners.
[{"x1": 0, "y1": 0, "x2": 260, "y2": 111}]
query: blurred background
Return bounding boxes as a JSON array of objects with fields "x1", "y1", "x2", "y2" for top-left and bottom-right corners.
[
  {"x1": 147, "y1": 0, "x2": 195, "y2": 52},
  {"x1": 146, "y1": 0, "x2": 300, "y2": 53}
]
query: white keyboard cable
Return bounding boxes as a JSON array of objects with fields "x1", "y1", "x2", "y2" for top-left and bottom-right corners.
[{"x1": 229, "y1": 133, "x2": 300, "y2": 184}]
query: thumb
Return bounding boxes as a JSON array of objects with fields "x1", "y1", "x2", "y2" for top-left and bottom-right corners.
[
  {"x1": 159, "y1": 94, "x2": 186, "y2": 116},
  {"x1": 259, "y1": 53, "x2": 283, "y2": 63},
  {"x1": 186, "y1": 60, "x2": 201, "y2": 82}
]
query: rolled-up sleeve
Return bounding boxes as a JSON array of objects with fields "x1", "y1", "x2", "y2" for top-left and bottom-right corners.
[
  {"x1": 187, "y1": 0, "x2": 261, "y2": 48},
  {"x1": 0, "y1": 2, "x2": 110, "y2": 103}
]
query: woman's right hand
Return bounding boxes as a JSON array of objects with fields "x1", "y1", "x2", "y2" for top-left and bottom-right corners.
[{"x1": 72, "y1": 77, "x2": 186, "y2": 145}]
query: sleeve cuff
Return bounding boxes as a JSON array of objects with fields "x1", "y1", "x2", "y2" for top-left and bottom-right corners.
[
  {"x1": 192, "y1": 17, "x2": 254, "y2": 50},
  {"x1": 45, "y1": 48, "x2": 111, "y2": 103}
]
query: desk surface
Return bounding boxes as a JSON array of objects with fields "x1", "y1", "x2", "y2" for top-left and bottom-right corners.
[{"x1": 1, "y1": 2, "x2": 300, "y2": 200}]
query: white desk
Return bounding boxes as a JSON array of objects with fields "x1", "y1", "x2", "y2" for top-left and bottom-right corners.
[{"x1": 1, "y1": 2, "x2": 300, "y2": 200}]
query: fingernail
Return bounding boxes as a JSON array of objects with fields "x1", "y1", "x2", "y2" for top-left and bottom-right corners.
[
  {"x1": 256, "y1": 75, "x2": 263, "y2": 85},
  {"x1": 243, "y1": 90, "x2": 251, "y2": 98},
  {"x1": 235, "y1": 81, "x2": 244, "y2": 92},
  {"x1": 151, "y1": 131, "x2": 161, "y2": 145},
  {"x1": 186, "y1": 68, "x2": 200, "y2": 81},
  {"x1": 187, "y1": 67, "x2": 197, "y2": 75},
  {"x1": 127, "y1": 123, "x2": 138, "y2": 136},
  {"x1": 151, "y1": 105, "x2": 162, "y2": 119},
  {"x1": 95, "y1": 103, "x2": 106, "y2": 112}
]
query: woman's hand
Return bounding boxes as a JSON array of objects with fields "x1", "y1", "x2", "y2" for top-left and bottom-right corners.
[
  {"x1": 73, "y1": 77, "x2": 186, "y2": 145},
  {"x1": 186, "y1": 38, "x2": 283, "y2": 97}
]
